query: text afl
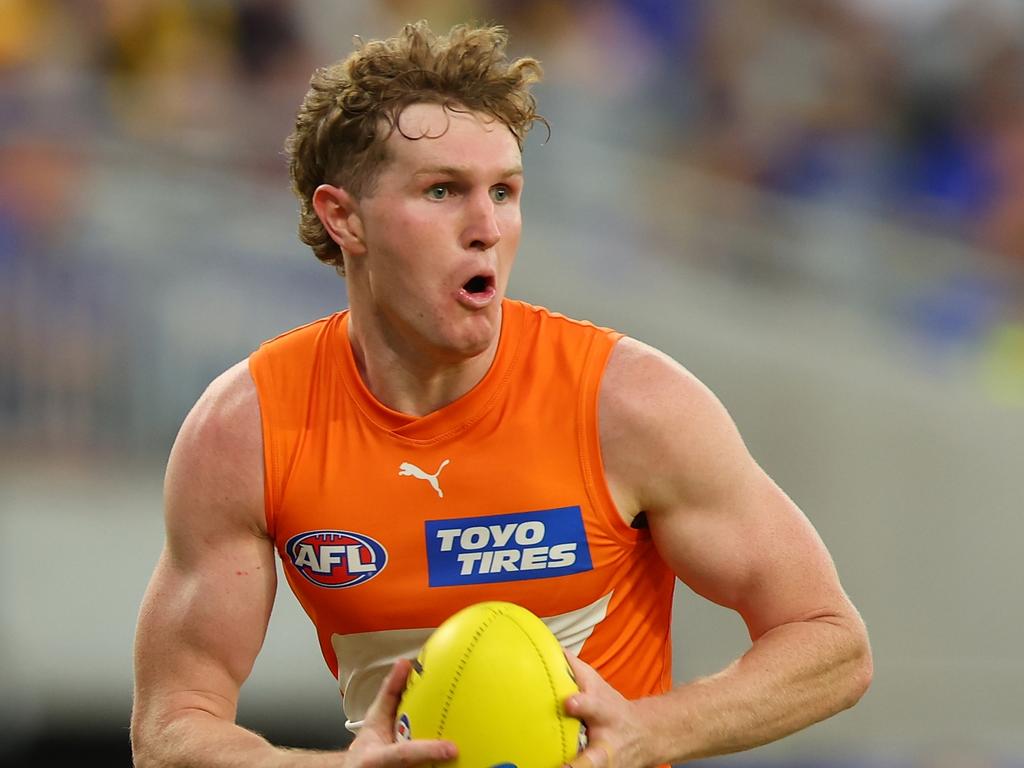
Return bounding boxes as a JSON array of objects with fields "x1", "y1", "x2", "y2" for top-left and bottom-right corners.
[{"x1": 286, "y1": 529, "x2": 388, "y2": 588}]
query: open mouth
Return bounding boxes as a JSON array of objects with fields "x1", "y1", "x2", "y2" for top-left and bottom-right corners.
[
  {"x1": 462, "y1": 274, "x2": 494, "y2": 295},
  {"x1": 456, "y1": 273, "x2": 497, "y2": 307}
]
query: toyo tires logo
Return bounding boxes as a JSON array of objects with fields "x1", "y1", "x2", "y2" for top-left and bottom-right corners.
[{"x1": 286, "y1": 529, "x2": 388, "y2": 588}]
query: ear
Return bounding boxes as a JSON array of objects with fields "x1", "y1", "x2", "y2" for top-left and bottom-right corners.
[{"x1": 312, "y1": 184, "x2": 367, "y2": 257}]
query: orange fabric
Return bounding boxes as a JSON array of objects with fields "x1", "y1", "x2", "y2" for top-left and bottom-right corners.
[{"x1": 249, "y1": 299, "x2": 676, "y2": 703}]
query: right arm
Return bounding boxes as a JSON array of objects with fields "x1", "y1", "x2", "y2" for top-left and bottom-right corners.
[{"x1": 131, "y1": 361, "x2": 455, "y2": 768}]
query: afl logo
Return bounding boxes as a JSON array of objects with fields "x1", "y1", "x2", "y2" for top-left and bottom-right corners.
[{"x1": 286, "y1": 529, "x2": 388, "y2": 589}]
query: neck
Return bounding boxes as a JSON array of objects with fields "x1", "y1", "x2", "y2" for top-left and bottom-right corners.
[{"x1": 346, "y1": 307, "x2": 503, "y2": 418}]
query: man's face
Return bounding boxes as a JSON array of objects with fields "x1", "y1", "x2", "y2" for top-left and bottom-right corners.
[{"x1": 353, "y1": 102, "x2": 524, "y2": 362}]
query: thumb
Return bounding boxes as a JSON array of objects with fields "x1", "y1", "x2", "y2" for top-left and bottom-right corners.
[
  {"x1": 361, "y1": 659, "x2": 411, "y2": 735},
  {"x1": 564, "y1": 651, "x2": 604, "y2": 691},
  {"x1": 564, "y1": 689, "x2": 603, "y2": 723}
]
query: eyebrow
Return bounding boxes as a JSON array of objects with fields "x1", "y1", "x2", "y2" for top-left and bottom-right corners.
[{"x1": 413, "y1": 165, "x2": 524, "y2": 179}]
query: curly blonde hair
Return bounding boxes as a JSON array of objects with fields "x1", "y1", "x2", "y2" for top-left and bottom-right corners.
[{"x1": 285, "y1": 20, "x2": 545, "y2": 269}]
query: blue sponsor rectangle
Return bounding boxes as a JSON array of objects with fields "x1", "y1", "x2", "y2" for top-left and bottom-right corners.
[{"x1": 425, "y1": 506, "x2": 593, "y2": 587}]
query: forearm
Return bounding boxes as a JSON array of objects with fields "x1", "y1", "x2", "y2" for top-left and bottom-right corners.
[
  {"x1": 132, "y1": 710, "x2": 345, "y2": 768},
  {"x1": 640, "y1": 615, "x2": 872, "y2": 765}
]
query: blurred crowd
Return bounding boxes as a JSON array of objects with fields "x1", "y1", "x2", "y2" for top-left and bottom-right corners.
[
  {"x1": 2, "y1": 0, "x2": 1024, "y2": 457},
  {"x1": 3, "y1": 0, "x2": 1023, "y2": 253}
]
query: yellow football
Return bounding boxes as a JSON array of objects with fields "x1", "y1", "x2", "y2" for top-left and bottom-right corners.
[{"x1": 395, "y1": 601, "x2": 586, "y2": 768}]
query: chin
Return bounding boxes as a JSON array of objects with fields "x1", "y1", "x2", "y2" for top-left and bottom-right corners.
[
  {"x1": 448, "y1": 331, "x2": 494, "y2": 359},
  {"x1": 444, "y1": 315, "x2": 500, "y2": 359}
]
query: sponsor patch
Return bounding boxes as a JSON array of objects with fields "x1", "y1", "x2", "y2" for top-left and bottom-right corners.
[
  {"x1": 286, "y1": 529, "x2": 387, "y2": 588},
  {"x1": 396, "y1": 713, "x2": 411, "y2": 741},
  {"x1": 425, "y1": 507, "x2": 592, "y2": 587}
]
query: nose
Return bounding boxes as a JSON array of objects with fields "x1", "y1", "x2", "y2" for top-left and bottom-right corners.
[{"x1": 461, "y1": 190, "x2": 501, "y2": 252}]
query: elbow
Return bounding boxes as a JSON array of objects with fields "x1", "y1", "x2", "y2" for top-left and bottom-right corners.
[
  {"x1": 845, "y1": 652, "x2": 873, "y2": 711},
  {"x1": 854, "y1": 637, "x2": 874, "y2": 702},
  {"x1": 130, "y1": 731, "x2": 154, "y2": 768},
  {"x1": 131, "y1": 707, "x2": 170, "y2": 768},
  {"x1": 132, "y1": 746, "x2": 157, "y2": 768},
  {"x1": 130, "y1": 714, "x2": 156, "y2": 768},
  {"x1": 840, "y1": 622, "x2": 873, "y2": 711}
]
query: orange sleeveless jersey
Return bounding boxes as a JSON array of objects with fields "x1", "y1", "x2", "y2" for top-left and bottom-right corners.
[{"x1": 249, "y1": 299, "x2": 676, "y2": 728}]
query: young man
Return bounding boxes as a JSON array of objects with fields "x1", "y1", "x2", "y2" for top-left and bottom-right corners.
[{"x1": 131, "y1": 21, "x2": 871, "y2": 768}]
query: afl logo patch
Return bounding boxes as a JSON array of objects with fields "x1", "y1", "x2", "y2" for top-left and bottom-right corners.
[{"x1": 286, "y1": 529, "x2": 388, "y2": 589}]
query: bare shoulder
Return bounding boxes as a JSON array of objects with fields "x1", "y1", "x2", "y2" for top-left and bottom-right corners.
[
  {"x1": 165, "y1": 359, "x2": 266, "y2": 543},
  {"x1": 600, "y1": 337, "x2": 721, "y2": 423},
  {"x1": 599, "y1": 337, "x2": 751, "y2": 518},
  {"x1": 175, "y1": 359, "x2": 262, "y2": 458}
]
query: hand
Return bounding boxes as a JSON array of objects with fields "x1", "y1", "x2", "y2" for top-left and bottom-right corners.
[
  {"x1": 345, "y1": 659, "x2": 457, "y2": 768},
  {"x1": 563, "y1": 653, "x2": 653, "y2": 768}
]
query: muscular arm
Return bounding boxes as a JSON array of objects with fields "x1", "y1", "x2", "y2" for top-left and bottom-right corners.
[
  {"x1": 131, "y1": 361, "x2": 303, "y2": 767},
  {"x1": 573, "y1": 338, "x2": 872, "y2": 766},
  {"x1": 131, "y1": 362, "x2": 454, "y2": 768}
]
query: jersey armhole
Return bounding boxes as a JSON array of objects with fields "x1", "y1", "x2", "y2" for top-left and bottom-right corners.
[
  {"x1": 248, "y1": 349, "x2": 281, "y2": 541},
  {"x1": 578, "y1": 331, "x2": 644, "y2": 546}
]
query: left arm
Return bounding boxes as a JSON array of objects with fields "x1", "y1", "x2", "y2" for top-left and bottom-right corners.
[{"x1": 568, "y1": 337, "x2": 872, "y2": 767}]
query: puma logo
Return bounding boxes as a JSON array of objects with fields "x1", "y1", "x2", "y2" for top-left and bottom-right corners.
[{"x1": 398, "y1": 459, "x2": 450, "y2": 498}]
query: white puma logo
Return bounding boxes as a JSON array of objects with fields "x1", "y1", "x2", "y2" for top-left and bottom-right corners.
[{"x1": 398, "y1": 459, "x2": 450, "y2": 498}]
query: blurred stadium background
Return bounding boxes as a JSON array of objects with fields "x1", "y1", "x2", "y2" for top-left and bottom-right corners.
[{"x1": 1, "y1": 0, "x2": 1023, "y2": 765}]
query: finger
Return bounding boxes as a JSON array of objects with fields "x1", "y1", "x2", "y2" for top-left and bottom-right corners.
[
  {"x1": 566, "y1": 741, "x2": 614, "y2": 768},
  {"x1": 562, "y1": 654, "x2": 609, "y2": 721},
  {"x1": 564, "y1": 651, "x2": 604, "y2": 690},
  {"x1": 362, "y1": 659, "x2": 412, "y2": 733},
  {"x1": 367, "y1": 739, "x2": 458, "y2": 768}
]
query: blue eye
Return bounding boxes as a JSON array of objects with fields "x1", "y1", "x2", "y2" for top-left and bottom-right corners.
[
  {"x1": 427, "y1": 185, "x2": 448, "y2": 200},
  {"x1": 491, "y1": 186, "x2": 509, "y2": 202}
]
